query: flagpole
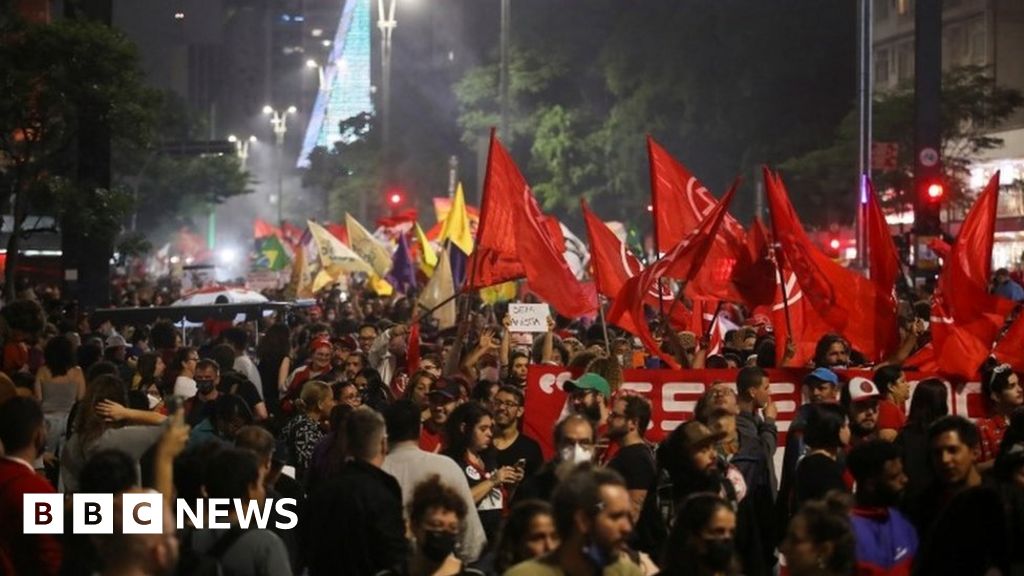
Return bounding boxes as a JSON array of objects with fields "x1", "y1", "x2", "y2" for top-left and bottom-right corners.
[
  {"x1": 598, "y1": 296, "x2": 612, "y2": 353},
  {"x1": 645, "y1": 136, "x2": 670, "y2": 327},
  {"x1": 703, "y1": 300, "x2": 725, "y2": 343},
  {"x1": 774, "y1": 243, "x2": 794, "y2": 338}
]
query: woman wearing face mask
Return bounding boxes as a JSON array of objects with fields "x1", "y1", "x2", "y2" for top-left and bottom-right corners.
[
  {"x1": 659, "y1": 493, "x2": 739, "y2": 576},
  {"x1": 378, "y1": 475, "x2": 485, "y2": 576},
  {"x1": 442, "y1": 402, "x2": 522, "y2": 543}
]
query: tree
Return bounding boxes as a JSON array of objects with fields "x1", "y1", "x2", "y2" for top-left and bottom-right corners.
[
  {"x1": 302, "y1": 112, "x2": 382, "y2": 222},
  {"x1": 0, "y1": 13, "x2": 158, "y2": 300},
  {"x1": 781, "y1": 65, "x2": 1024, "y2": 225}
]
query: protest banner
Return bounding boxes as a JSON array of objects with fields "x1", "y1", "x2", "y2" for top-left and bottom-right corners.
[{"x1": 523, "y1": 366, "x2": 988, "y2": 459}]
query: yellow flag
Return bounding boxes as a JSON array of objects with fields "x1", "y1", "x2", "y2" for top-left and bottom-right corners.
[
  {"x1": 345, "y1": 213, "x2": 393, "y2": 276},
  {"x1": 369, "y1": 273, "x2": 394, "y2": 297},
  {"x1": 415, "y1": 222, "x2": 438, "y2": 276},
  {"x1": 288, "y1": 246, "x2": 315, "y2": 299},
  {"x1": 307, "y1": 220, "x2": 374, "y2": 275},
  {"x1": 438, "y1": 183, "x2": 474, "y2": 255},
  {"x1": 480, "y1": 281, "x2": 518, "y2": 304},
  {"x1": 312, "y1": 269, "x2": 338, "y2": 294}
]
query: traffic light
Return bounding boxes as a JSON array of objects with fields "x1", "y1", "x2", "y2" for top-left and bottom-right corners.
[
  {"x1": 915, "y1": 179, "x2": 944, "y2": 235},
  {"x1": 388, "y1": 192, "x2": 402, "y2": 206}
]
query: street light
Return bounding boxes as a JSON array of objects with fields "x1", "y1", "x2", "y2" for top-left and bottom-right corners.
[
  {"x1": 263, "y1": 106, "x2": 298, "y2": 226},
  {"x1": 227, "y1": 134, "x2": 257, "y2": 170},
  {"x1": 306, "y1": 59, "x2": 327, "y2": 91}
]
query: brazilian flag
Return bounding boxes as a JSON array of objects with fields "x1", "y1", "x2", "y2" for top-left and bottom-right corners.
[{"x1": 254, "y1": 235, "x2": 291, "y2": 271}]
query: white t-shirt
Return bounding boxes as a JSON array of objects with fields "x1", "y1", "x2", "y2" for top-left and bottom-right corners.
[{"x1": 174, "y1": 375, "x2": 197, "y2": 398}]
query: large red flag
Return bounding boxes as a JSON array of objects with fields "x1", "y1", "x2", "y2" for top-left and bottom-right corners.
[
  {"x1": 865, "y1": 178, "x2": 902, "y2": 295},
  {"x1": 994, "y1": 311, "x2": 1024, "y2": 373},
  {"x1": 764, "y1": 168, "x2": 898, "y2": 363},
  {"x1": 932, "y1": 172, "x2": 1013, "y2": 378},
  {"x1": 609, "y1": 183, "x2": 737, "y2": 367},
  {"x1": 582, "y1": 200, "x2": 687, "y2": 335},
  {"x1": 648, "y1": 137, "x2": 750, "y2": 304},
  {"x1": 467, "y1": 132, "x2": 597, "y2": 318}
]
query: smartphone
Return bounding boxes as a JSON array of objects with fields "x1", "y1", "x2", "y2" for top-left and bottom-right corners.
[{"x1": 515, "y1": 458, "x2": 526, "y2": 472}]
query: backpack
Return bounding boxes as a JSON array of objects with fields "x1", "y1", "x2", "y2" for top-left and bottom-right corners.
[{"x1": 177, "y1": 526, "x2": 249, "y2": 576}]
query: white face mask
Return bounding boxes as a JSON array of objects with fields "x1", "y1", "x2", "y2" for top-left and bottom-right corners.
[
  {"x1": 559, "y1": 444, "x2": 594, "y2": 464},
  {"x1": 147, "y1": 394, "x2": 162, "y2": 410}
]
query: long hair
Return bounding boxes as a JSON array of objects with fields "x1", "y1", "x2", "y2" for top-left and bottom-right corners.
[
  {"x1": 134, "y1": 352, "x2": 161, "y2": 391},
  {"x1": 73, "y1": 375, "x2": 127, "y2": 456},
  {"x1": 44, "y1": 335, "x2": 76, "y2": 377},
  {"x1": 442, "y1": 401, "x2": 492, "y2": 462},
  {"x1": 905, "y1": 378, "x2": 949, "y2": 433},
  {"x1": 661, "y1": 493, "x2": 739, "y2": 576},
  {"x1": 494, "y1": 500, "x2": 555, "y2": 574}
]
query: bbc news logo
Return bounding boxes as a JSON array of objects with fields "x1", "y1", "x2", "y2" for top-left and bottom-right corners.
[{"x1": 23, "y1": 494, "x2": 299, "y2": 534}]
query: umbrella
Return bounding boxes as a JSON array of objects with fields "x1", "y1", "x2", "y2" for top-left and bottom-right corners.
[{"x1": 172, "y1": 285, "x2": 269, "y2": 307}]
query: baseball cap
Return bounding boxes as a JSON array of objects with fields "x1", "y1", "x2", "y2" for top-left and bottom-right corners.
[
  {"x1": 309, "y1": 336, "x2": 333, "y2": 353},
  {"x1": 332, "y1": 335, "x2": 358, "y2": 351},
  {"x1": 428, "y1": 377, "x2": 462, "y2": 401},
  {"x1": 104, "y1": 334, "x2": 127, "y2": 349},
  {"x1": 804, "y1": 367, "x2": 839, "y2": 386},
  {"x1": 676, "y1": 420, "x2": 727, "y2": 451},
  {"x1": 564, "y1": 373, "x2": 611, "y2": 399},
  {"x1": 847, "y1": 376, "x2": 881, "y2": 403}
]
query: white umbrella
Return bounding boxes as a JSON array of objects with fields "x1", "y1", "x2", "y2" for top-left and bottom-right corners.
[{"x1": 172, "y1": 286, "x2": 269, "y2": 307}]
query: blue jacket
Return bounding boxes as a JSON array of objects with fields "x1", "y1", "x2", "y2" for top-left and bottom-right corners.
[{"x1": 850, "y1": 506, "x2": 918, "y2": 576}]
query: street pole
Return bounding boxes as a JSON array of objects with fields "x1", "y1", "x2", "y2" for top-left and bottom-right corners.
[
  {"x1": 499, "y1": 0, "x2": 510, "y2": 141},
  {"x1": 856, "y1": 0, "x2": 873, "y2": 271},
  {"x1": 265, "y1": 106, "x2": 296, "y2": 228},
  {"x1": 448, "y1": 155, "x2": 458, "y2": 197},
  {"x1": 378, "y1": 0, "x2": 397, "y2": 156}
]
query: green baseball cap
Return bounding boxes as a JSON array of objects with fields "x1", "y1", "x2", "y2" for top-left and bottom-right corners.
[{"x1": 564, "y1": 373, "x2": 611, "y2": 399}]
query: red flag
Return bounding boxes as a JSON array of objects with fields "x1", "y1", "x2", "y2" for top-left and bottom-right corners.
[
  {"x1": 582, "y1": 201, "x2": 642, "y2": 299},
  {"x1": 865, "y1": 178, "x2": 901, "y2": 294},
  {"x1": 253, "y1": 218, "x2": 279, "y2": 239},
  {"x1": 931, "y1": 295, "x2": 998, "y2": 379},
  {"x1": 904, "y1": 342, "x2": 938, "y2": 373},
  {"x1": 764, "y1": 168, "x2": 898, "y2": 363},
  {"x1": 467, "y1": 132, "x2": 597, "y2": 318},
  {"x1": 324, "y1": 223, "x2": 349, "y2": 246},
  {"x1": 609, "y1": 182, "x2": 738, "y2": 367},
  {"x1": 994, "y1": 311, "x2": 1024, "y2": 373},
  {"x1": 582, "y1": 201, "x2": 686, "y2": 335},
  {"x1": 932, "y1": 172, "x2": 1013, "y2": 378},
  {"x1": 648, "y1": 137, "x2": 750, "y2": 304},
  {"x1": 732, "y1": 218, "x2": 778, "y2": 309}
]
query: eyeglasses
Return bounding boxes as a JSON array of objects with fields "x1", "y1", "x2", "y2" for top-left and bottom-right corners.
[
  {"x1": 187, "y1": 356, "x2": 199, "y2": 362},
  {"x1": 492, "y1": 400, "x2": 520, "y2": 409}
]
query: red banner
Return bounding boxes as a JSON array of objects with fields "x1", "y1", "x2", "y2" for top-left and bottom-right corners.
[{"x1": 523, "y1": 366, "x2": 988, "y2": 459}]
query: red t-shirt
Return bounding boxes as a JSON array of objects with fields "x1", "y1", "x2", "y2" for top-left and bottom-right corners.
[
  {"x1": 977, "y1": 415, "x2": 1009, "y2": 462},
  {"x1": 419, "y1": 425, "x2": 443, "y2": 453},
  {"x1": 0, "y1": 458, "x2": 62, "y2": 576},
  {"x1": 877, "y1": 398, "x2": 907, "y2": 431}
]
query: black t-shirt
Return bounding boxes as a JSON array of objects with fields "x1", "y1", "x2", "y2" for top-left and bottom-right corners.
[
  {"x1": 220, "y1": 371, "x2": 263, "y2": 414},
  {"x1": 794, "y1": 452, "x2": 846, "y2": 509},
  {"x1": 494, "y1": 432, "x2": 544, "y2": 478},
  {"x1": 608, "y1": 443, "x2": 658, "y2": 491}
]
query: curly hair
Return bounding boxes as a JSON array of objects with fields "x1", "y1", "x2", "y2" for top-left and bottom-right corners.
[{"x1": 408, "y1": 474, "x2": 468, "y2": 527}]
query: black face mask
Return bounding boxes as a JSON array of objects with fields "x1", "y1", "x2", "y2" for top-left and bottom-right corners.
[
  {"x1": 704, "y1": 538, "x2": 735, "y2": 571},
  {"x1": 196, "y1": 379, "x2": 216, "y2": 395},
  {"x1": 420, "y1": 529, "x2": 457, "y2": 562}
]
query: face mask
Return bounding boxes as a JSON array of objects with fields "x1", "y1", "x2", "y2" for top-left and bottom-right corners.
[
  {"x1": 147, "y1": 394, "x2": 162, "y2": 410},
  {"x1": 196, "y1": 379, "x2": 215, "y2": 395},
  {"x1": 559, "y1": 444, "x2": 593, "y2": 464},
  {"x1": 420, "y1": 529, "x2": 457, "y2": 562},
  {"x1": 704, "y1": 538, "x2": 735, "y2": 571}
]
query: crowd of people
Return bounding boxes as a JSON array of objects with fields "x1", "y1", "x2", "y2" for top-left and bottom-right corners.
[{"x1": 0, "y1": 278, "x2": 1022, "y2": 576}]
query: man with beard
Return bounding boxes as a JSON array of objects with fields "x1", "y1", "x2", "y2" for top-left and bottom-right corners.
[
  {"x1": 606, "y1": 395, "x2": 656, "y2": 524},
  {"x1": 491, "y1": 385, "x2": 543, "y2": 477},
  {"x1": 504, "y1": 465, "x2": 644, "y2": 576},
  {"x1": 565, "y1": 373, "x2": 611, "y2": 429},
  {"x1": 814, "y1": 333, "x2": 851, "y2": 369},
  {"x1": 843, "y1": 377, "x2": 882, "y2": 446},
  {"x1": 847, "y1": 440, "x2": 918, "y2": 575},
  {"x1": 420, "y1": 378, "x2": 461, "y2": 452}
]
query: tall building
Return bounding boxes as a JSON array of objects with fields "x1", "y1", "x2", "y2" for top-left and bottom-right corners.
[{"x1": 873, "y1": 0, "x2": 1024, "y2": 267}]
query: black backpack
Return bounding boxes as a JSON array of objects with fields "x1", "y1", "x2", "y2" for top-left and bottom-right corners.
[{"x1": 177, "y1": 526, "x2": 249, "y2": 576}]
